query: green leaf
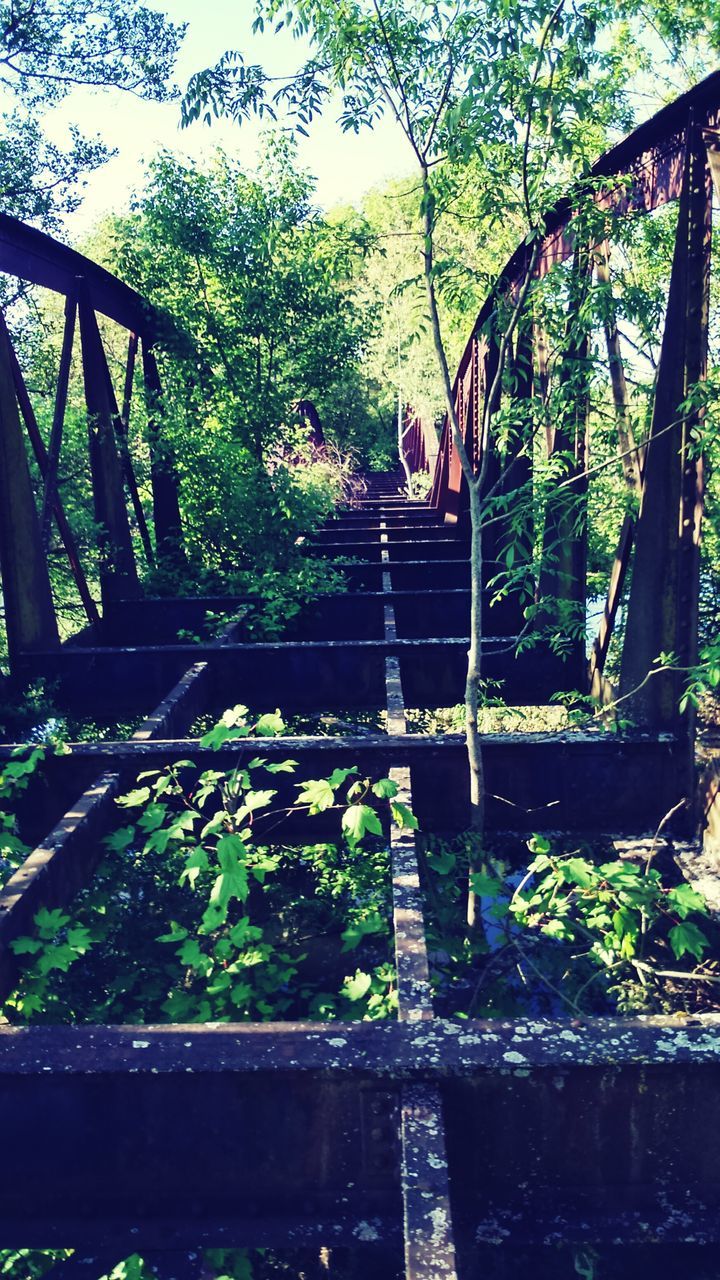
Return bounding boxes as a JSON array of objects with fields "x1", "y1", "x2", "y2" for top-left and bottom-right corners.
[
  {"x1": 179, "y1": 938, "x2": 212, "y2": 974},
  {"x1": 221, "y1": 705, "x2": 250, "y2": 727},
  {"x1": 200, "y1": 724, "x2": 231, "y2": 749},
  {"x1": 201, "y1": 835, "x2": 250, "y2": 929},
  {"x1": 104, "y1": 825, "x2": 135, "y2": 853},
  {"x1": 296, "y1": 777, "x2": 336, "y2": 813},
  {"x1": 137, "y1": 802, "x2": 167, "y2": 833},
  {"x1": 390, "y1": 800, "x2": 418, "y2": 830},
  {"x1": 559, "y1": 858, "x2": 596, "y2": 888},
  {"x1": 341, "y1": 911, "x2": 386, "y2": 950},
  {"x1": 611, "y1": 907, "x2": 636, "y2": 940},
  {"x1": 371, "y1": 776, "x2": 398, "y2": 799},
  {"x1": 66, "y1": 925, "x2": 93, "y2": 953},
  {"x1": 241, "y1": 788, "x2": 276, "y2": 813},
  {"x1": 265, "y1": 759, "x2": 298, "y2": 773},
  {"x1": 470, "y1": 871, "x2": 503, "y2": 898},
  {"x1": 117, "y1": 786, "x2": 151, "y2": 808},
  {"x1": 157, "y1": 923, "x2": 189, "y2": 944},
  {"x1": 541, "y1": 918, "x2": 574, "y2": 940},
  {"x1": 667, "y1": 883, "x2": 707, "y2": 920},
  {"x1": 167, "y1": 810, "x2": 198, "y2": 839},
  {"x1": 250, "y1": 853, "x2": 279, "y2": 883},
  {"x1": 10, "y1": 935, "x2": 43, "y2": 956},
  {"x1": 34, "y1": 908, "x2": 69, "y2": 939},
  {"x1": 342, "y1": 803, "x2": 383, "y2": 843},
  {"x1": 344, "y1": 969, "x2": 372, "y2": 1001},
  {"x1": 255, "y1": 710, "x2": 285, "y2": 736},
  {"x1": 179, "y1": 846, "x2": 209, "y2": 888},
  {"x1": 328, "y1": 766, "x2": 359, "y2": 788},
  {"x1": 669, "y1": 921, "x2": 709, "y2": 962},
  {"x1": 37, "y1": 943, "x2": 80, "y2": 975},
  {"x1": 429, "y1": 848, "x2": 456, "y2": 876},
  {"x1": 229, "y1": 916, "x2": 252, "y2": 947}
]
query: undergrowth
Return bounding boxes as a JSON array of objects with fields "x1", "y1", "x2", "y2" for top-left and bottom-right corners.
[
  {"x1": 0, "y1": 706, "x2": 416, "y2": 1025},
  {"x1": 422, "y1": 833, "x2": 720, "y2": 1018}
]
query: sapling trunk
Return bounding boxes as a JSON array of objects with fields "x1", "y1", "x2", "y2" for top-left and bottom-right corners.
[
  {"x1": 465, "y1": 480, "x2": 486, "y2": 928},
  {"x1": 420, "y1": 166, "x2": 485, "y2": 927}
]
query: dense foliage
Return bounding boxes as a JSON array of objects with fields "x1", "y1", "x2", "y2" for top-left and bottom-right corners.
[{"x1": 0, "y1": 0, "x2": 184, "y2": 227}]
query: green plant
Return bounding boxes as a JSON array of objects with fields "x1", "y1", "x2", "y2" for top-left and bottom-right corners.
[
  {"x1": 2, "y1": 706, "x2": 411, "y2": 1025},
  {"x1": 422, "y1": 831, "x2": 718, "y2": 1017},
  {"x1": 0, "y1": 745, "x2": 54, "y2": 893},
  {"x1": 0, "y1": 1249, "x2": 73, "y2": 1279},
  {"x1": 680, "y1": 639, "x2": 720, "y2": 713},
  {"x1": 507, "y1": 837, "x2": 716, "y2": 1013}
]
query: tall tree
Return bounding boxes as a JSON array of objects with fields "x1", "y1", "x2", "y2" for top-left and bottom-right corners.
[
  {"x1": 181, "y1": 0, "x2": 674, "y2": 855},
  {"x1": 0, "y1": 0, "x2": 185, "y2": 226}
]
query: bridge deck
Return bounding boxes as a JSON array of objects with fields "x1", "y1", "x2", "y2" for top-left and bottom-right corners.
[{"x1": 0, "y1": 477, "x2": 717, "y2": 1280}]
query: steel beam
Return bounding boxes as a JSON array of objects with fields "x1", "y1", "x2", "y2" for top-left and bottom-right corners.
[
  {"x1": 0, "y1": 312, "x2": 59, "y2": 665},
  {"x1": 79, "y1": 298, "x2": 141, "y2": 608},
  {"x1": 620, "y1": 120, "x2": 710, "y2": 736}
]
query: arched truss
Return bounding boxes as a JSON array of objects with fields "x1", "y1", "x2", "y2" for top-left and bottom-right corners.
[
  {"x1": 405, "y1": 67, "x2": 720, "y2": 735},
  {"x1": 0, "y1": 210, "x2": 183, "y2": 664}
]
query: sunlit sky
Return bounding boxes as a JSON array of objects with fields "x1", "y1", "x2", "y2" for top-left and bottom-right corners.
[{"x1": 41, "y1": 0, "x2": 412, "y2": 242}]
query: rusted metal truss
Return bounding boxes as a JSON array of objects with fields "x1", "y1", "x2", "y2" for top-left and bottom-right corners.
[
  {"x1": 406, "y1": 72, "x2": 719, "y2": 739},
  {"x1": 0, "y1": 72, "x2": 719, "y2": 1280}
]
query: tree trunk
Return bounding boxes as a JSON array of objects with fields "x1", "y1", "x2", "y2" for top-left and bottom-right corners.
[
  {"x1": 419, "y1": 165, "x2": 485, "y2": 926},
  {"x1": 465, "y1": 479, "x2": 485, "y2": 928}
]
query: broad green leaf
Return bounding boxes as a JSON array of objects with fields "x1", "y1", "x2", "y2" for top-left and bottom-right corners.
[
  {"x1": 221, "y1": 705, "x2": 250, "y2": 727},
  {"x1": 667, "y1": 883, "x2": 707, "y2": 920},
  {"x1": 34, "y1": 908, "x2": 69, "y2": 939},
  {"x1": 328, "y1": 766, "x2": 359, "y2": 788},
  {"x1": 265, "y1": 759, "x2": 298, "y2": 773},
  {"x1": 390, "y1": 800, "x2": 418, "y2": 830},
  {"x1": 179, "y1": 846, "x2": 209, "y2": 888},
  {"x1": 255, "y1": 711, "x2": 285, "y2": 736},
  {"x1": 371, "y1": 776, "x2": 398, "y2": 799},
  {"x1": 137, "y1": 799, "x2": 167, "y2": 831},
  {"x1": 296, "y1": 777, "x2": 336, "y2": 813},
  {"x1": 241, "y1": 788, "x2": 276, "y2": 813},
  {"x1": 117, "y1": 786, "x2": 151, "y2": 808},
  {"x1": 10, "y1": 935, "x2": 43, "y2": 956},
  {"x1": 157, "y1": 923, "x2": 189, "y2": 944},
  {"x1": 669, "y1": 921, "x2": 709, "y2": 962},
  {"x1": 470, "y1": 871, "x2": 503, "y2": 898},
  {"x1": 429, "y1": 848, "x2": 456, "y2": 876},
  {"x1": 342, "y1": 803, "x2": 383, "y2": 843},
  {"x1": 344, "y1": 969, "x2": 372, "y2": 1001},
  {"x1": 559, "y1": 858, "x2": 596, "y2": 888},
  {"x1": 104, "y1": 825, "x2": 135, "y2": 853}
]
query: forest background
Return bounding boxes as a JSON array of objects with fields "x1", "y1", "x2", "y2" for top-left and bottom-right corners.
[{"x1": 2, "y1": 0, "x2": 720, "y2": 661}]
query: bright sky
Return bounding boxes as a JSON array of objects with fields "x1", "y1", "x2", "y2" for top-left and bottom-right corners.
[{"x1": 41, "y1": 0, "x2": 412, "y2": 243}]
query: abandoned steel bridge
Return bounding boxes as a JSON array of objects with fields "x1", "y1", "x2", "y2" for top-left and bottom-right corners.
[{"x1": 0, "y1": 69, "x2": 720, "y2": 1280}]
